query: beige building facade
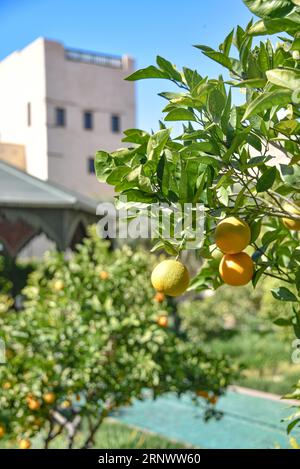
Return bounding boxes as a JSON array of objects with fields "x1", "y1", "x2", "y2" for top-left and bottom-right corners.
[{"x1": 0, "y1": 38, "x2": 135, "y2": 199}]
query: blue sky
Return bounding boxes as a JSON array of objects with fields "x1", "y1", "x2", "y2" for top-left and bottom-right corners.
[{"x1": 0, "y1": 0, "x2": 253, "y2": 130}]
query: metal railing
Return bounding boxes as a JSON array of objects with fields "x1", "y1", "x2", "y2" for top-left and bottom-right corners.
[{"x1": 65, "y1": 48, "x2": 123, "y2": 68}]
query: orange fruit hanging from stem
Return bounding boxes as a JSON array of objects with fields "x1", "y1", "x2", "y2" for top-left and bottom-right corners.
[{"x1": 219, "y1": 252, "x2": 254, "y2": 286}]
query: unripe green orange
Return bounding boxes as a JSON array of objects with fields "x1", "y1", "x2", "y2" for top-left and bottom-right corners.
[{"x1": 151, "y1": 260, "x2": 190, "y2": 297}]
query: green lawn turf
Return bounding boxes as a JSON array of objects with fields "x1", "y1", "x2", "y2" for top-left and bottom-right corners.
[{"x1": 0, "y1": 418, "x2": 190, "y2": 449}]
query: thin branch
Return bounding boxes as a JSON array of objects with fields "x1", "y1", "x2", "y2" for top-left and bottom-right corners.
[{"x1": 81, "y1": 410, "x2": 107, "y2": 449}]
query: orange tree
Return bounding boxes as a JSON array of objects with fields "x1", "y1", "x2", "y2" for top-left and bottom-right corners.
[
  {"x1": 0, "y1": 228, "x2": 233, "y2": 448},
  {"x1": 95, "y1": 0, "x2": 300, "y2": 434}
]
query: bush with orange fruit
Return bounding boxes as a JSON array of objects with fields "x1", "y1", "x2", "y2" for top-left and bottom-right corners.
[{"x1": 0, "y1": 227, "x2": 233, "y2": 448}]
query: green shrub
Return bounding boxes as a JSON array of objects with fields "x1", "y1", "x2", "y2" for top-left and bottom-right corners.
[
  {"x1": 0, "y1": 255, "x2": 36, "y2": 298},
  {"x1": 179, "y1": 279, "x2": 294, "y2": 380},
  {"x1": 0, "y1": 227, "x2": 234, "y2": 448}
]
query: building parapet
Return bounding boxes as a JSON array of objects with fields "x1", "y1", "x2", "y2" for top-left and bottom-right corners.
[{"x1": 65, "y1": 47, "x2": 123, "y2": 69}]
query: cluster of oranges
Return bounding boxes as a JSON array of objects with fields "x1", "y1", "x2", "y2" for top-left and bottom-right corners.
[
  {"x1": 11, "y1": 392, "x2": 57, "y2": 449},
  {"x1": 215, "y1": 217, "x2": 254, "y2": 287},
  {"x1": 0, "y1": 423, "x2": 31, "y2": 449},
  {"x1": 151, "y1": 203, "x2": 300, "y2": 297},
  {"x1": 52, "y1": 270, "x2": 109, "y2": 294},
  {"x1": 150, "y1": 216, "x2": 254, "y2": 297}
]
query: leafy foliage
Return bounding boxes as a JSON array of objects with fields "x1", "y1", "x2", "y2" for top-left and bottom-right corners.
[
  {"x1": 179, "y1": 279, "x2": 294, "y2": 378},
  {"x1": 0, "y1": 255, "x2": 36, "y2": 299}
]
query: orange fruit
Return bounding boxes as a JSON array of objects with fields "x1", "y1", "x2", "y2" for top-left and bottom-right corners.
[
  {"x1": 27, "y1": 396, "x2": 41, "y2": 411},
  {"x1": 215, "y1": 217, "x2": 251, "y2": 254},
  {"x1": 219, "y1": 252, "x2": 254, "y2": 286},
  {"x1": 154, "y1": 292, "x2": 165, "y2": 303},
  {"x1": 282, "y1": 201, "x2": 300, "y2": 231},
  {"x1": 61, "y1": 400, "x2": 71, "y2": 409},
  {"x1": 53, "y1": 279, "x2": 64, "y2": 292},
  {"x1": 99, "y1": 271, "x2": 109, "y2": 280},
  {"x1": 208, "y1": 395, "x2": 218, "y2": 405},
  {"x1": 151, "y1": 260, "x2": 190, "y2": 297},
  {"x1": 3, "y1": 382, "x2": 11, "y2": 390},
  {"x1": 0, "y1": 425, "x2": 5, "y2": 438},
  {"x1": 34, "y1": 417, "x2": 43, "y2": 428},
  {"x1": 43, "y1": 392, "x2": 56, "y2": 404},
  {"x1": 196, "y1": 390, "x2": 209, "y2": 399},
  {"x1": 19, "y1": 439, "x2": 31, "y2": 449},
  {"x1": 157, "y1": 314, "x2": 168, "y2": 327}
]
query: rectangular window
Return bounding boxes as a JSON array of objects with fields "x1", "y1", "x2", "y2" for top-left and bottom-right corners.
[
  {"x1": 87, "y1": 157, "x2": 95, "y2": 174},
  {"x1": 27, "y1": 102, "x2": 31, "y2": 127},
  {"x1": 111, "y1": 114, "x2": 120, "y2": 133},
  {"x1": 55, "y1": 107, "x2": 66, "y2": 127},
  {"x1": 83, "y1": 111, "x2": 93, "y2": 130}
]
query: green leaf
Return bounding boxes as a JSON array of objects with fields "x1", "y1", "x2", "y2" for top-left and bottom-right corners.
[
  {"x1": 271, "y1": 286, "x2": 297, "y2": 302},
  {"x1": 180, "y1": 142, "x2": 216, "y2": 154},
  {"x1": 275, "y1": 119, "x2": 300, "y2": 136},
  {"x1": 156, "y1": 56, "x2": 182, "y2": 82},
  {"x1": 217, "y1": 186, "x2": 230, "y2": 205},
  {"x1": 243, "y1": 0, "x2": 295, "y2": 19},
  {"x1": 248, "y1": 20, "x2": 268, "y2": 35},
  {"x1": 164, "y1": 109, "x2": 197, "y2": 122},
  {"x1": 233, "y1": 187, "x2": 245, "y2": 210},
  {"x1": 266, "y1": 68, "x2": 300, "y2": 91},
  {"x1": 247, "y1": 134, "x2": 262, "y2": 152},
  {"x1": 220, "y1": 29, "x2": 234, "y2": 57},
  {"x1": 194, "y1": 46, "x2": 233, "y2": 70},
  {"x1": 295, "y1": 268, "x2": 300, "y2": 292},
  {"x1": 121, "y1": 189, "x2": 157, "y2": 203},
  {"x1": 150, "y1": 239, "x2": 178, "y2": 256},
  {"x1": 240, "y1": 36, "x2": 253, "y2": 70},
  {"x1": 232, "y1": 78, "x2": 267, "y2": 88},
  {"x1": 223, "y1": 128, "x2": 251, "y2": 162},
  {"x1": 221, "y1": 89, "x2": 232, "y2": 136},
  {"x1": 125, "y1": 66, "x2": 168, "y2": 81},
  {"x1": 265, "y1": 17, "x2": 300, "y2": 35},
  {"x1": 252, "y1": 266, "x2": 267, "y2": 287},
  {"x1": 122, "y1": 128, "x2": 149, "y2": 144},
  {"x1": 106, "y1": 166, "x2": 131, "y2": 185},
  {"x1": 258, "y1": 42, "x2": 270, "y2": 72},
  {"x1": 183, "y1": 68, "x2": 203, "y2": 90},
  {"x1": 242, "y1": 89, "x2": 292, "y2": 121},
  {"x1": 147, "y1": 129, "x2": 170, "y2": 162},
  {"x1": 287, "y1": 418, "x2": 300, "y2": 435},
  {"x1": 207, "y1": 89, "x2": 226, "y2": 122},
  {"x1": 273, "y1": 317, "x2": 293, "y2": 326},
  {"x1": 94, "y1": 151, "x2": 112, "y2": 182},
  {"x1": 256, "y1": 166, "x2": 277, "y2": 192},
  {"x1": 246, "y1": 155, "x2": 273, "y2": 167},
  {"x1": 248, "y1": 17, "x2": 300, "y2": 35},
  {"x1": 250, "y1": 219, "x2": 262, "y2": 243}
]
